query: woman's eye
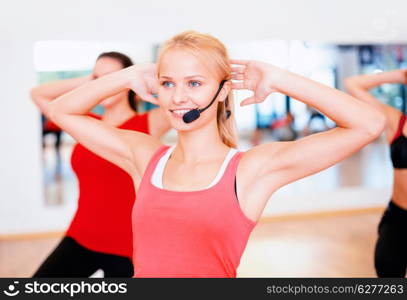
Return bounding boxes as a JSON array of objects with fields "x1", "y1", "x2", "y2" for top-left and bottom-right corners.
[
  {"x1": 162, "y1": 81, "x2": 174, "y2": 87},
  {"x1": 189, "y1": 81, "x2": 201, "y2": 87}
]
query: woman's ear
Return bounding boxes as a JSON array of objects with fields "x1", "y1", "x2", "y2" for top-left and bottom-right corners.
[{"x1": 218, "y1": 80, "x2": 231, "y2": 102}]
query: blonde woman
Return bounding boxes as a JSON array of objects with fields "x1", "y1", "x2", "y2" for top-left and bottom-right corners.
[{"x1": 47, "y1": 31, "x2": 385, "y2": 277}]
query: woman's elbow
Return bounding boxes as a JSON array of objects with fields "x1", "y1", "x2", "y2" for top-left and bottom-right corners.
[
  {"x1": 47, "y1": 102, "x2": 61, "y2": 124},
  {"x1": 29, "y1": 87, "x2": 40, "y2": 103},
  {"x1": 344, "y1": 77, "x2": 358, "y2": 95},
  {"x1": 361, "y1": 108, "x2": 386, "y2": 140},
  {"x1": 29, "y1": 87, "x2": 36, "y2": 99}
]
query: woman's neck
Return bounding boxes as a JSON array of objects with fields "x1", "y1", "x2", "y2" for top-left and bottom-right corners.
[
  {"x1": 173, "y1": 120, "x2": 230, "y2": 163},
  {"x1": 102, "y1": 98, "x2": 136, "y2": 127}
]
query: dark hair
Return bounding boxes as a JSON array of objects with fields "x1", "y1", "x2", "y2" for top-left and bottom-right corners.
[{"x1": 97, "y1": 51, "x2": 137, "y2": 112}]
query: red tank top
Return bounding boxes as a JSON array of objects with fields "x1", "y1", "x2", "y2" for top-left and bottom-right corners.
[
  {"x1": 44, "y1": 119, "x2": 61, "y2": 131},
  {"x1": 132, "y1": 146, "x2": 256, "y2": 277},
  {"x1": 66, "y1": 113, "x2": 149, "y2": 258}
]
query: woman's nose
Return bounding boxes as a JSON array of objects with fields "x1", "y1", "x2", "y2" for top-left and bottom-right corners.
[{"x1": 172, "y1": 86, "x2": 189, "y2": 105}]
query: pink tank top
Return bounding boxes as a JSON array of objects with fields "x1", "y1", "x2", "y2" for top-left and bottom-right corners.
[{"x1": 131, "y1": 146, "x2": 256, "y2": 277}]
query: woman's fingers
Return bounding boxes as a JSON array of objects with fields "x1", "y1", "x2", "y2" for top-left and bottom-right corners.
[
  {"x1": 136, "y1": 82, "x2": 160, "y2": 105},
  {"x1": 149, "y1": 79, "x2": 160, "y2": 95},
  {"x1": 240, "y1": 96, "x2": 259, "y2": 106},
  {"x1": 231, "y1": 81, "x2": 246, "y2": 90},
  {"x1": 231, "y1": 73, "x2": 245, "y2": 81},
  {"x1": 139, "y1": 93, "x2": 160, "y2": 105},
  {"x1": 231, "y1": 66, "x2": 245, "y2": 74},
  {"x1": 230, "y1": 59, "x2": 249, "y2": 66},
  {"x1": 240, "y1": 91, "x2": 268, "y2": 106}
]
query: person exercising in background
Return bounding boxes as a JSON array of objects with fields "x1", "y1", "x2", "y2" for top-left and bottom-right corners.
[
  {"x1": 346, "y1": 70, "x2": 407, "y2": 277},
  {"x1": 30, "y1": 51, "x2": 170, "y2": 277}
]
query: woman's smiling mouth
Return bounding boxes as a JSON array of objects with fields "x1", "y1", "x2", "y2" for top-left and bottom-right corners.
[{"x1": 169, "y1": 108, "x2": 197, "y2": 118}]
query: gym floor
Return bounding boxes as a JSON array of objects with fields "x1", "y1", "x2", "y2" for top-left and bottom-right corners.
[{"x1": 0, "y1": 212, "x2": 381, "y2": 277}]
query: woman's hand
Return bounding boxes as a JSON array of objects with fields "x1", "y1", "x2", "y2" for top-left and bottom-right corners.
[
  {"x1": 230, "y1": 59, "x2": 279, "y2": 106},
  {"x1": 46, "y1": 63, "x2": 163, "y2": 180},
  {"x1": 123, "y1": 64, "x2": 159, "y2": 105}
]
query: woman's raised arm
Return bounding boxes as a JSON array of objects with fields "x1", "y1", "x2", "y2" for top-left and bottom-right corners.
[
  {"x1": 47, "y1": 64, "x2": 163, "y2": 179},
  {"x1": 231, "y1": 60, "x2": 386, "y2": 219},
  {"x1": 30, "y1": 75, "x2": 93, "y2": 117},
  {"x1": 344, "y1": 69, "x2": 406, "y2": 140}
]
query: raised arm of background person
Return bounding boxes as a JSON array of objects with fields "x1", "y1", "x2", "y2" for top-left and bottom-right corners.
[
  {"x1": 231, "y1": 60, "x2": 386, "y2": 221},
  {"x1": 47, "y1": 64, "x2": 163, "y2": 183},
  {"x1": 30, "y1": 75, "x2": 93, "y2": 117},
  {"x1": 344, "y1": 69, "x2": 406, "y2": 141}
]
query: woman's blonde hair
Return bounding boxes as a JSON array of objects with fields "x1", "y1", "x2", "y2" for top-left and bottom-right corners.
[{"x1": 157, "y1": 30, "x2": 238, "y2": 148}]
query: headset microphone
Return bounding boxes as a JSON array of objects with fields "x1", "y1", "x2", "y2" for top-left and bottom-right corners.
[{"x1": 182, "y1": 80, "x2": 230, "y2": 124}]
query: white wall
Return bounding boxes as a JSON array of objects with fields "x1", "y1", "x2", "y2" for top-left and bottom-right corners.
[
  {"x1": 34, "y1": 41, "x2": 155, "y2": 71},
  {"x1": 0, "y1": 41, "x2": 44, "y2": 234},
  {"x1": 1, "y1": 0, "x2": 407, "y2": 234},
  {"x1": 1, "y1": 0, "x2": 407, "y2": 43}
]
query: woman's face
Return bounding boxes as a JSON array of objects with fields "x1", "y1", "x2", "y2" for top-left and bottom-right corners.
[
  {"x1": 158, "y1": 48, "x2": 227, "y2": 131},
  {"x1": 93, "y1": 57, "x2": 127, "y2": 108}
]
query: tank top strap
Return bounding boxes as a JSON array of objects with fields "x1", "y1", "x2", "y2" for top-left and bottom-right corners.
[
  {"x1": 392, "y1": 114, "x2": 407, "y2": 143},
  {"x1": 218, "y1": 151, "x2": 244, "y2": 189},
  {"x1": 140, "y1": 145, "x2": 170, "y2": 185}
]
